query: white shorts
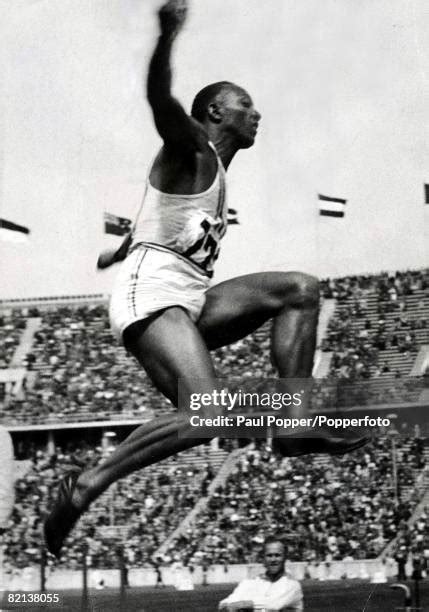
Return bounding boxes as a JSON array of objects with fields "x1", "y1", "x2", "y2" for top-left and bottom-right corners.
[{"x1": 109, "y1": 244, "x2": 211, "y2": 342}]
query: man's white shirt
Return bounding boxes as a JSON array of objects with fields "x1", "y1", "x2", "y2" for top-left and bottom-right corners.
[{"x1": 219, "y1": 574, "x2": 303, "y2": 611}]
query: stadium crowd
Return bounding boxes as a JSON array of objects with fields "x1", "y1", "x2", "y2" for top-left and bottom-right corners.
[
  {"x1": 0, "y1": 309, "x2": 26, "y2": 368},
  {"x1": 2, "y1": 305, "x2": 171, "y2": 423},
  {"x1": 320, "y1": 269, "x2": 429, "y2": 383},
  {"x1": 320, "y1": 269, "x2": 429, "y2": 303},
  {"x1": 1, "y1": 304, "x2": 274, "y2": 425},
  {"x1": 393, "y1": 506, "x2": 429, "y2": 573},
  {"x1": 5, "y1": 440, "x2": 216, "y2": 570},
  {"x1": 1, "y1": 268, "x2": 428, "y2": 425},
  {"x1": 166, "y1": 437, "x2": 426, "y2": 567},
  {"x1": 2, "y1": 434, "x2": 426, "y2": 570},
  {"x1": 0, "y1": 269, "x2": 428, "y2": 573}
]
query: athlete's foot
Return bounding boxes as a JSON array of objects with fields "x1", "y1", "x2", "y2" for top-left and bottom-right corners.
[
  {"x1": 44, "y1": 469, "x2": 83, "y2": 559},
  {"x1": 272, "y1": 425, "x2": 368, "y2": 457}
]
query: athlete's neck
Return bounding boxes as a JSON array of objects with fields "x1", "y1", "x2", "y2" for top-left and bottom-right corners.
[
  {"x1": 211, "y1": 138, "x2": 237, "y2": 169},
  {"x1": 205, "y1": 129, "x2": 238, "y2": 170}
]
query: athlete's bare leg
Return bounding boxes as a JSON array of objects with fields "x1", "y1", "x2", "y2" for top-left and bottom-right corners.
[
  {"x1": 72, "y1": 305, "x2": 220, "y2": 510},
  {"x1": 200, "y1": 271, "x2": 318, "y2": 409}
]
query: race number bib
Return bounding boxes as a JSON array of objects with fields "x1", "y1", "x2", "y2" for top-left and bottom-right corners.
[{"x1": 178, "y1": 210, "x2": 226, "y2": 274}]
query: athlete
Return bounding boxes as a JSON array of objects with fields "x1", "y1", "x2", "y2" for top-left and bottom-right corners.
[{"x1": 45, "y1": 0, "x2": 366, "y2": 558}]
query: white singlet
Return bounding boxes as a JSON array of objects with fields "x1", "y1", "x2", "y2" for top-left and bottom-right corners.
[
  {"x1": 131, "y1": 142, "x2": 227, "y2": 277},
  {"x1": 109, "y1": 142, "x2": 228, "y2": 341}
]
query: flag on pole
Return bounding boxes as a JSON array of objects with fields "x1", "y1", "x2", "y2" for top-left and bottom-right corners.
[
  {"x1": 227, "y1": 208, "x2": 239, "y2": 225},
  {"x1": 0, "y1": 426, "x2": 14, "y2": 531},
  {"x1": 0, "y1": 218, "x2": 30, "y2": 243},
  {"x1": 104, "y1": 212, "x2": 132, "y2": 236},
  {"x1": 424, "y1": 184, "x2": 429, "y2": 204},
  {"x1": 318, "y1": 194, "x2": 346, "y2": 218}
]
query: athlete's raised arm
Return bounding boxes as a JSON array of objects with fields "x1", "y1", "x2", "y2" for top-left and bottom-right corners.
[{"x1": 147, "y1": 0, "x2": 207, "y2": 153}]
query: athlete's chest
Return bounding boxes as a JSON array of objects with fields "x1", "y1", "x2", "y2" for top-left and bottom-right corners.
[{"x1": 149, "y1": 148, "x2": 218, "y2": 195}]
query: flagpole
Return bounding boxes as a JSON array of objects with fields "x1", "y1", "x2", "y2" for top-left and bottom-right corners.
[
  {"x1": 424, "y1": 184, "x2": 429, "y2": 265},
  {"x1": 315, "y1": 192, "x2": 323, "y2": 279}
]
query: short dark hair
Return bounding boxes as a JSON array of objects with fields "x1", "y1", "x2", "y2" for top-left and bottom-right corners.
[
  {"x1": 191, "y1": 81, "x2": 235, "y2": 123},
  {"x1": 264, "y1": 535, "x2": 286, "y2": 554}
]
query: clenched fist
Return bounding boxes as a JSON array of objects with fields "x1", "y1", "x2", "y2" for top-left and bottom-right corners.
[{"x1": 158, "y1": 0, "x2": 188, "y2": 38}]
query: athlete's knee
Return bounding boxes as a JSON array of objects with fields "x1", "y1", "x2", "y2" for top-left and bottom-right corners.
[
  {"x1": 284, "y1": 272, "x2": 319, "y2": 309},
  {"x1": 299, "y1": 273, "x2": 319, "y2": 305}
]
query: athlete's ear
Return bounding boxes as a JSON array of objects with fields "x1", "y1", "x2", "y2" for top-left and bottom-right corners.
[{"x1": 207, "y1": 102, "x2": 222, "y2": 123}]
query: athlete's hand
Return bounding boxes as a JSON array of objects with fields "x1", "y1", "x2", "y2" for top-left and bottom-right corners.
[
  {"x1": 97, "y1": 248, "x2": 119, "y2": 270},
  {"x1": 158, "y1": 0, "x2": 187, "y2": 39},
  {"x1": 97, "y1": 233, "x2": 131, "y2": 270}
]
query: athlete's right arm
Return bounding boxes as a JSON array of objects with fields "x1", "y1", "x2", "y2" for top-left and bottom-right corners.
[{"x1": 147, "y1": 0, "x2": 207, "y2": 153}]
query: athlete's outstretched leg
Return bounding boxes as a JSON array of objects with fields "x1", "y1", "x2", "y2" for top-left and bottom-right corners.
[
  {"x1": 73, "y1": 415, "x2": 206, "y2": 511},
  {"x1": 45, "y1": 307, "x2": 219, "y2": 557}
]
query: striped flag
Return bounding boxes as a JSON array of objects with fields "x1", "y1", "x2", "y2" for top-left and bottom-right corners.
[
  {"x1": 318, "y1": 194, "x2": 346, "y2": 218},
  {"x1": 0, "y1": 218, "x2": 30, "y2": 243},
  {"x1": 104, "y1": 212, "x2": 132, "y2": 236},
  {"x1": 424, "y1": 184, "x2": 429, "y2": 204},
  {"x1": 227, "y1": 208, "x2": 239, "y2": 225}
]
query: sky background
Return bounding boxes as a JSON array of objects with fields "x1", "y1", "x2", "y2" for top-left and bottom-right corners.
[{"x1": 0, "y1": 0, "x2": 428, "y2": 299}]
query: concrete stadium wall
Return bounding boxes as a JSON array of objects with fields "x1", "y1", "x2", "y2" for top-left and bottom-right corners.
[{"x1": 2, "y1": 560, "x2": 403, "y2": 591}]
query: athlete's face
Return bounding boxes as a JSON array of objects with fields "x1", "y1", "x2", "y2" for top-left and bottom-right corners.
[
  {"x1": 220, "y1": 86, "x2": 261, "y2": 148},
  {"x1": 264, "y1": 542, "x2": 286, "y2": 579}
]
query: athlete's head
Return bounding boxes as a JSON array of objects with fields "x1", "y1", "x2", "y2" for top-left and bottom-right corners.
[
  {"x1": 263, "y1": 536, "x2": 286, "y2": 580},
  {"x1": 191, "y1": 81, "x2": 261, "y2": 148}
]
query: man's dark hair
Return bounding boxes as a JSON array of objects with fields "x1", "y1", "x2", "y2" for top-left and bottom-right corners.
[
  {"x1": 264, "y1": 535, "x2": 287, "y2": 554},
  {"x1": 191, "y1": 81, "x2": 235, "y2": 123}
]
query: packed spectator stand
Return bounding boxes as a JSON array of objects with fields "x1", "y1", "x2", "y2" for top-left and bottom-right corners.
[
  {"x1": 167, "y1": 438, "x2": 427, "y2": 567},
  {"x1": 7, "y1": 438, "x2": 219, "y2": 570},
  {"x1": 0, "y1": 268, "x2": 428, "y2": 571},
  {"x1": 3, "y1": 434, "x2": 428, "y2": 570},
  {"x1": 0, "y1": 310, "x2": 26, "y2": 369},
  {"x1": 1, "y1": 268, "x2": 428, "y2": 426},
  {"x1": 321, "y1": 269, "x2": 429, "y2": 382}
]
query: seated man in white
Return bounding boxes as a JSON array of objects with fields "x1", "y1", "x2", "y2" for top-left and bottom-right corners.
[{"x1": 219, "y1": 536, "x2": 303, "y2": 612}]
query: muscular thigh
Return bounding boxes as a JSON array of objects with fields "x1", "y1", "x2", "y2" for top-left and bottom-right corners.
[
  {"x1": 123, "y1": 307, "x2": 217, "y2": 406},
  {"x1": 197, "y1": 271, "x2": 305, "y2": 349}
]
